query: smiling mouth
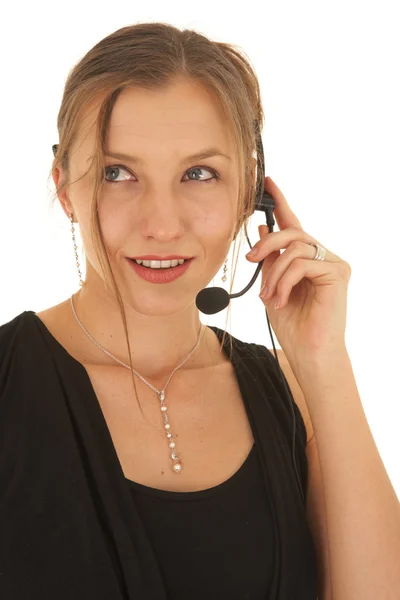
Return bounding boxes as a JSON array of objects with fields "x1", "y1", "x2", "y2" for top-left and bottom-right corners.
[{"x1": 128, "y1": 257, "x2": 193, "y2": 269}]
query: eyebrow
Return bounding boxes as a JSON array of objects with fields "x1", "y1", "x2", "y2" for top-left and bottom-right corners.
[{"x1": 87, "y1": 148, "x2": 232, "y2": 164}]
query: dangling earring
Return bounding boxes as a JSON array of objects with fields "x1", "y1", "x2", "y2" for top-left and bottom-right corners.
[
  {"x1": 69, "y1": 212, "x2": 85, "y2": 287},
  {"x1": 221, "y1": 257, "x2": 228, "y2": 283}
]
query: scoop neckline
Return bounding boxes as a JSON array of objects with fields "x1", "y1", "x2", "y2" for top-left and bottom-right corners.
[
  {"x1": 25, "y1": 310, "x2": 256, "y2": 499},
  {"x1": 124, "y1": 442, "x2": 256, "y2": 501}
]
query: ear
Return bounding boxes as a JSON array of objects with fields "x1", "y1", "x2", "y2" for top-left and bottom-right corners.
[{"x1": 53, "y1": 167, "x2": 74, "y2": 220}]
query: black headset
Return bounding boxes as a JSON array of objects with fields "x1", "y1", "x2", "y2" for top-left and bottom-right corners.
[
  {"x1": 52, "y1": 121, "x2": 305, "y2": 505},
  {"x1": 194, "y1": 121, "x2": 305, "y2": 505}
]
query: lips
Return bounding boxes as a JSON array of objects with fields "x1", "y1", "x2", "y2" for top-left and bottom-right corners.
[{"x1": 126, "y1": 256, "x2": 193, "y2": 283}]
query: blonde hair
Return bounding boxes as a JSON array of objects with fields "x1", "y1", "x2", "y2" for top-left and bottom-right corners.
[{"x1": 49, "y1": 22, "x2": 265, "y2": 420}]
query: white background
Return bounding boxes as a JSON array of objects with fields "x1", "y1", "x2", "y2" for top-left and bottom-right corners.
[{"x1": 1, "y1": 1, "x2": 399, "y2": 494}]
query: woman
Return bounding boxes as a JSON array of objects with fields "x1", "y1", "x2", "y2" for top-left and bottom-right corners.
[{"x1": 1, "y1": 22, "x2": 399, "y2": 600}]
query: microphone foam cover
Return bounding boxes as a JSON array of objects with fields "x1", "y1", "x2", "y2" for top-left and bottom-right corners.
[{"x1": 195, "y1": 287, "x2": 230, "y2": 315}]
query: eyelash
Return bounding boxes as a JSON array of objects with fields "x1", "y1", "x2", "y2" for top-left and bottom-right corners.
[{"x1": 104, "y1": 164, "x2": 220, "y2": 185}]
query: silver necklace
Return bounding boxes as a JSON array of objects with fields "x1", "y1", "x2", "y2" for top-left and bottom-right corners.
[{"x1": 69, "y1": 294, "x2": 205, "y2": 474}]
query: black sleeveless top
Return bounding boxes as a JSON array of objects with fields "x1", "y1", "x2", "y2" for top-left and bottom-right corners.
[
  {"x1": 125, "y1": 442, "x2": 274, "y2": 599},
  {"x1": 0, "y1": 311, "x2": 318, "y2": 600}
]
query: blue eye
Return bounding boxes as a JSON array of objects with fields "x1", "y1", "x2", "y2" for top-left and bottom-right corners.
[
  {"x1": 104, "y1": 165, "x2": 132, "y2": 183},
  {"x1": 183, "y1": 166, "x2": 220, "y2": 183},
  {"x1": 104, "y1": 164, "x2": 220, "y2": 184}
]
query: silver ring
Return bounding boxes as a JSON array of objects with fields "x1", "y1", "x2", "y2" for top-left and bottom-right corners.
[{"x1": 310, "y1": 243, "x2": 326, "y2": 261}]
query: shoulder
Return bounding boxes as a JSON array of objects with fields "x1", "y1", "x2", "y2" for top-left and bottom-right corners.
[
  {"x1": 0, "y1": 310, "x2": 30, "y2": 356},
  {"x1": 217, "y1": 330, "x2": 313, "y2": 445},
  {"x1": 0, "y1": 311, "x2": 35, "y2": 395}
]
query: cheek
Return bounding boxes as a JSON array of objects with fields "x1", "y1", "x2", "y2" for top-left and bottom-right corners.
[
  {"x1": 195, "y1": 218, "x2": 234, "y2": 269},
  {"x1": 200, "y1": 210, "x2": 236, "y2": 252},
  {"x1": 96, "y1": 200, "x2": 133, "y2": 251},
  {"x1": 197, "y1": 194, "x2": 236, "y2": 234}
]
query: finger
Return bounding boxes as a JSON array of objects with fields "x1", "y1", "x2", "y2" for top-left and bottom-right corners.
[
  {"x1": 247, "y1": 229, "x2": 323, "y2": 262},
  {"x1": 260, "y1": 242, "x2": 322, "y2": 300},
  {"x1": 263, "y1": 258, "x2": 340, "y2": 309},
  {"x1": 256, "y1": 224, "x2": 278, "y2": 290},
  {"x1": 260, "y1": 249, "x2": 281, "y2": 292}
]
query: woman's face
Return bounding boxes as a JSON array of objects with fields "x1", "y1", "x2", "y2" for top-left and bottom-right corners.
[{"x1": 55, "y1": 78, "x2": 241, "y2": 316}]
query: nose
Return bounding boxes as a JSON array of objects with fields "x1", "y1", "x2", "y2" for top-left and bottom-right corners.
[{"x1": 139, "y1": 187, "x2": 186, "y2": 242}]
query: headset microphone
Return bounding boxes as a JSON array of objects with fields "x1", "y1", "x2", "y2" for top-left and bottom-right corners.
[
  {"x1": 195, "y1": 121, "x2": 306, "y2": 506},
  {"x1": 195, "y1": 191, "x2": 275, "y2": 315}
]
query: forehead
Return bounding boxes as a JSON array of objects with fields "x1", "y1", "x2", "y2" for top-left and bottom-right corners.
[{"x1": 73, "y1": 79, "x2": 236, "y2": 163}]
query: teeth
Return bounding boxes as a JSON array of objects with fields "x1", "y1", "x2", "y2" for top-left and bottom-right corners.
[{"x1": 133, "y1": 258, "x2": 186, "y2": 268}]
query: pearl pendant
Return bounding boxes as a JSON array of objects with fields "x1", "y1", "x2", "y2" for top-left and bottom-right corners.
[{"x1": 158, "y1": 389, "x2": 182, "y2": 473}]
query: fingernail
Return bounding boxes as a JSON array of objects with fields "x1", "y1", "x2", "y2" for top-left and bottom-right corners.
[{"x1": 246, "y1": 248, "x2": 258, "y2": 257}]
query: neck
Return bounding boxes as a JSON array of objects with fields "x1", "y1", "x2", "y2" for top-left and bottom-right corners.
[{"x1": 68, "y1": 288, "x2": 218, "y2": 379}]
